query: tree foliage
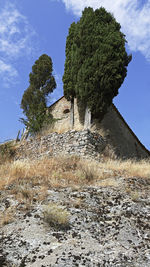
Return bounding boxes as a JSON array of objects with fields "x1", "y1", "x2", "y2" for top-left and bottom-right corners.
[
  {"x1": 63, "y1": 22, "x2": 78, "y2": 101},
  {"x1": 63, "y1": 7, "x2": 132, "y2": 117},
  {"x1": 21, "y1": 54, "x2": 56, "y2": 134}
]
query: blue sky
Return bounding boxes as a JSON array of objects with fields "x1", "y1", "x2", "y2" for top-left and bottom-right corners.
[{"x1": 0, "y1": 0, "x2": 150, "y2": 150}]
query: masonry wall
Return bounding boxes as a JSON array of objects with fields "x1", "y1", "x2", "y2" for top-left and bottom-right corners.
[
  {"x1": 50, "y1": 97, "x2": 85, "y2": 131},
  {"x1": 49, "y1": 97, "x2": 150, "y2": 159},
  {"x1": 50, "y1": 97, "x2": 71, "y2": 132},
  {"x1": 96, "y1": 105, "x2": 150, "y2": 159},
  {"x1": 16, "y1": 130, "x2": 106, "y2": 161}
]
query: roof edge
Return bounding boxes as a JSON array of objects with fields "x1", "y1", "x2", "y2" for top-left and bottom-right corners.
[
  {"x1": 112, "y1": 103, "x2": 150, "y2": 156},
  {"x1": 49, "y1": 96, "x2": 64, "y2": 109}
]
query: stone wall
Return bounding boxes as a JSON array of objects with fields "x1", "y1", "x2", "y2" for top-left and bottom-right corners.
[
  {"x1": 98, "y1": 105, "x2": 150, "y2": 159},
  {"x1": 18, "y1": 97, "x2": 149, "y2": 160},
  {"x1": 16, "y1": 130, "x2": 106, "y2": 161},
  {"x1": 49, "y1": 97, "x2": 150, "y2": 159},
  {"x1": 49, "y1": 97, "x2": 86, "y2": 131},
  {"x1": 50, "y1": 97, "x2": 71, "y2": 132}
]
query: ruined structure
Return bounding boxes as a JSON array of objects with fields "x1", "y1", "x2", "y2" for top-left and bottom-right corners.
[
  {"x1": 49, "y1": 96, "x2": 150, "y2": 159},
  {"x1": 16, "y1": 96, "x2": 149, "y2": 160}
]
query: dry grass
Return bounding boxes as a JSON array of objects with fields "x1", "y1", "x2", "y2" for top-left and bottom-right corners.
[
  {"x1": 96, "y1": 178, "x2": 120, "y2": 187},
  {"x1": 0, "y1": 155, "x2": 149, "y2": 226},
  {"x1": 77, "y1": 160, "x2": 99, "y2": 181},
  {"x1": 0, "y1": 207, "x2": 15, "y2": 226},
  {"x1": 0, "y1": 156, "x2": 150, "y2": 190},
  {"x1": 0, "y1": 156, "x2": 149, "y2": 211},
  {"x1": 0, "y1": 140, "x2": 17, "y2": 164},
  {"x1": 130, "y1": 190, "x2": 140, "y2": 202},
  {"x1": 91, "y1": 123, "x2": 107, "y2": 138},
  {"x1": 43, "y1": 203, "x2": 70, "y2": 229},
  {"x1": 98, "y1": 158, "x2": 150, "y2": 178}
]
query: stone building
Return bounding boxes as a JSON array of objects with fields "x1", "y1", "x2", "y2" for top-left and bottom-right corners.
[{"x1": 49, "y1": 96, "x2": 150, "y2": 159}]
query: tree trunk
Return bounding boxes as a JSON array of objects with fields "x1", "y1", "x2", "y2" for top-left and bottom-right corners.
[
  {"x1": 84, "y1": 105, "x2": 91, "y2": 129},
  {"x1": 70, "y1": 98, "x2": 74, "y2": 129},
  {"x1": 20, "y1": 128, "x2": 29, "y2": 142}
]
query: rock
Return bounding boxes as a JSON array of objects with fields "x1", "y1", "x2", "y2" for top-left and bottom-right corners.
[
  {"x1": 0, "y1": 253, "x2": 6, "y2": 266},
  {"x1": 0, "y1": 176, "x2": 150, "y2": 266},
  {"x1": 15, "y1": 130, "x2": 106, "y2": 161}
]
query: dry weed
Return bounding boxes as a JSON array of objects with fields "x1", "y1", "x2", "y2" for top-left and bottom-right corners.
[
  {"x1": 96, "y1": 178, "x2": 120, "y2": 187},
  {"x1": 130, "y1": 191, "x2": 140, "y2": 202},
  {"x1": 91, "y1": 124, "x2": 106, "y2": 138},
  {"x1": 0, "y1": 141, "x2": 16, "y2": 164},
  {"x1": 77, "y1": 160, "x2": 99, "y2": 181},
  {"x1": 0, "y1": 207, "x2": 15, "y2": 226},
  {"x1": 0, "y1": 145, "x2": 149, "y2": 228},
  {"x1": 0, "y1": 156, "x2": 149, "y2": 206},
  {"x1": 43, "y1": 203, "x2": 70, "y2": 229},
  {"x1": 98, "y1": 159, "x2": 150, "y2": 178}
]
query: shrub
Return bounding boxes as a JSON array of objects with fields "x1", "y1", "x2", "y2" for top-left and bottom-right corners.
[{"x1": 43, "y1": 203, "x2": 70, "y2": 230}]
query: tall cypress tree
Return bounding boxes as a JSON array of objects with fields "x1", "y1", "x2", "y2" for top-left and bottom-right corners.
[
  {"x1": 21, "y1": 54, "x2": 56, "y2": 134},
  {"x1": 63, "y1": 7, "x2": 132, "y2": 118},
  {"x1": 63, "y1": 22, "x2": 78, "y2": 101}
]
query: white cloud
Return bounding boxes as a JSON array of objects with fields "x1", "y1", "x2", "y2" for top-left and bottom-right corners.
[
  {"x1": 0, "y1": 2, "x2": 36, "y2": 86},
  {"x1": 0, "y1": 59, "x2": 17, "y2": 76},
  {"x1": 54, "y1": 70, "x2": 63, "y2": 88},
  {"x1": 0, "y1": 2, "x2": 35, "y2": 57},
  {"x1": 0, "y1": 59, "x2": 18, "y2": 87},
  {"x1": 48, "y1": 70, "x2": 63, "y2": 105},
  {"x1": 61, "y1": 0, "x2": 150, "y2": 60}
]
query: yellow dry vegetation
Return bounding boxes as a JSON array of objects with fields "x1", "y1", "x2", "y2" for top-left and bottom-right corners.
[
  {"x1": 0, "y1": 207, "x2": 15, "y2": 227},
  {"x1": 0, "y1": 156, "x2": 150, "y2": 192},
  {"x1": 43, "y1": 203, "x2": 70, "y2": 229},
  {"x1": 0, "y1": 155, "x2": 149, "y2": 226}
]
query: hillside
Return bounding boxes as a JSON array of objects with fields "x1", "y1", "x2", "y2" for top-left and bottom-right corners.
[{"x1": 0, "y1": 153, "x2": 150, "y2": 266}]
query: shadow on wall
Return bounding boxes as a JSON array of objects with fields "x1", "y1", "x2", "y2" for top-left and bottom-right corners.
[{"x1": 77, "y1": 99, "x2": 86, "y2": 125}]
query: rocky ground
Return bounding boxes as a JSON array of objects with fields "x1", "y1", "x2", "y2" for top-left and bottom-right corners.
[{"x1": 0, "y1": 176, "x2": 150, "y2": 267}]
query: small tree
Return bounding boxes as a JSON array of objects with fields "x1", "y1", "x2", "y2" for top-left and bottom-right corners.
[
  {"x1": 21, "y1": 54, "x2": 56, "y2": 134},
  {"x1": 63, "y1": 7, "x2": 132, "y2": 123}
]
